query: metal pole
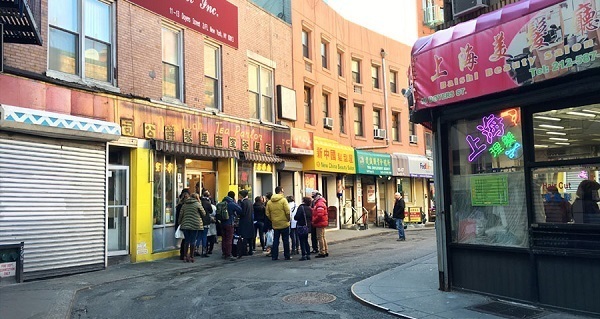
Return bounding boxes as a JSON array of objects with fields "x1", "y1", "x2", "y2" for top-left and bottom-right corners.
[{"x1": 380, "y1": 49, "x2": 390, "y2": 146}]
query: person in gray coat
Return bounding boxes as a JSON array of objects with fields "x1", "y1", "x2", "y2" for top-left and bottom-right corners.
[{"x1": 237, "y1": 189, "x2": 255, "y2": 258}]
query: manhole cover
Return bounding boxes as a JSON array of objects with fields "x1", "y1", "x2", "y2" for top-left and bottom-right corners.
[
  {"x1": 467, "y1": 301, "x2": 545, "y2": 319},
  {"x1": 282, "y1": 292, "x2": 337, "y2": 304}
]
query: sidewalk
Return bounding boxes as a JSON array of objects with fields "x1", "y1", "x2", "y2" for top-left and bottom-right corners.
[
  {"x1": 351, "y1": 251, "x2": 592, "y2": 319},
  {"x1": 0, "y1": 225, "x2": 399, "y2": 319}
]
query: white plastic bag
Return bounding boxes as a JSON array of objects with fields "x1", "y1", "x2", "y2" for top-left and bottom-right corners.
[
  {"x1": 265, "y1": 229, "x2": 274, "y2": 247},
  {"x1": 175, "y1": 225, "x2": 185, "y2": 239}
]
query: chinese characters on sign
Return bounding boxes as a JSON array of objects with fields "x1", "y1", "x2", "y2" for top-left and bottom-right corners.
[
  {"x1": 120, "y1": 118, "x2": 134, "y2": 137},
  {"x1": 466, "y1": 108, "x2": 523, "y2": 162},
  {"x1": 144, "y1": 123, "x2": 156, "y2": 139},
  {"x1": 164, "y1": 126, "x2": 175, "y2": 141}
]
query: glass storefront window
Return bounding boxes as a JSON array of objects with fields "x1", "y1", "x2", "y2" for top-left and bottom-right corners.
[
  {"x1": 153, "y1": 155, "x2": 163, "y2": 225},
  {"x1": 449, "y1": 108, "x2": 528, "y2": 247},
  {"x1": 238, "y1": 161, "x2": 253, "y2": 198},
  {"x1": 532, "y1": 165, "x2": 600, "y2": 225},
  {"x1": 533, "y1": 104, "x2": 600, "y2": 162},
  {"x1": 153, "y1": 154, "x2": 183, "y2": 252}
]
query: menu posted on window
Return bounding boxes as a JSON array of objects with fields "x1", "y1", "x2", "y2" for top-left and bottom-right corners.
[{"x1": 470, "y1": 175, "x2": 509, "y2": 206}]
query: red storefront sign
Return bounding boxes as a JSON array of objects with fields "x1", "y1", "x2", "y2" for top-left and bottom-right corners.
[
  {"x1": 411, "y1": 0, "x2": 600, "y2": 111},
  {"x1": 197, "y1": 117, "x2": 272, "y2": 153},
  {"x1": 128, "y1": 0, "x2": 238, "y2": 48}
]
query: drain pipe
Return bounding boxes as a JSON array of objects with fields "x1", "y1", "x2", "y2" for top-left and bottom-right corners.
[{"x1": 380, "y1": 48, "x2": 390, "y2": 148}]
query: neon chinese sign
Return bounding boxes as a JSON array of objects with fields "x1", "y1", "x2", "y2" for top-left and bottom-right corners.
[{"x1": 466, "y1": 108, "x2": 523, "y2": 162}]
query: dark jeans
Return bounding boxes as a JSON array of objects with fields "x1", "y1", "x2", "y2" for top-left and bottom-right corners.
[
  {"x1": 272, "y1": 227, "x2": 290, "y2": 260},
  {"x1": 182, "y1": 229, "x2": 199, "y2": 255},
  {"x1": 221, "y1": 225, "x2": 234, "y2": 257},
  {"x1": 311, "y1": 226, "x2": 318, "y2": 252},
  {"x1": 254, "y1": 221, "x2": 265, "y2": 250},
  {"x1": 299, "y1": 233, "x2": 310, "y2": 257},
  {"x1": 290, "y1": 228, "x2": 298, "y2": 251}
]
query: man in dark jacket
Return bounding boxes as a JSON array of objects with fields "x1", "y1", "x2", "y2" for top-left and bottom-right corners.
[
  {"x1": 237, "y1": 190, "x2": 255, "y2": 258},
  {"x1": 393, "y1": 192, "x2": 406, "y2": 241},
  {"x1": 222, "y1": 191, "x2": 242, "y2": 261}
]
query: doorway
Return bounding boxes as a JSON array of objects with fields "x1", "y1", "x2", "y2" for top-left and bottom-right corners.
[
  {"x1": 186, "y1": 170, "x2": 217, "y2": 198},
  {"x1": 108, "y1": 166, "x2": 130, "y2": 256}
]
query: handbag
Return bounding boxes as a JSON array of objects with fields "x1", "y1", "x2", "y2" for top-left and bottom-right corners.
[
  {"x1": 296, "y1": 206, "x2": 310, "y2": 236},
  {"x1": 265, "y1": 229, "x2": 274, "y2": 247},
  {"x1": 175, "y1": 225, "x2": 185, "y2": 239}
]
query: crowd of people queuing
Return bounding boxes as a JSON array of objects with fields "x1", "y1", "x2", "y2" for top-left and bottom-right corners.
[{"x1": 174, "y1": 185, "x2": 331, "y2": 263}]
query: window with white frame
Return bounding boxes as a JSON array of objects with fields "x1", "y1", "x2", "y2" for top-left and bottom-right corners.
[
  {"x1": 337, "y1": 50, "x2": 343, "y2": 77},
  {"x1": 162, "y1": 26, "x2": 183, "y2": 101},
  {"x1": 302, "y1": 30, "x2": 310, "y2": 59},
  {"x1": 321, "y1": 40, "x2": 328, "y2": 69},
  {"x1": 373, "y1": 109, "x2": 381, "y2": 130},
  {"x1": 351, "y1": 58, "x2": 361, "y2": 84},
  {"x1": 48, "y1": 0, "x2": 114, "y2": 83},
  {"x1": 371, "y1": 64, "x2": 380, "y2": 89},
  {"x1": 248, "y1": 61, "x2": 274, "y2": 122},
  {"x1": 354, "y1": 103, "x2": 364, "y2": 136},
  {"x1": 204, "y1": 42, "x2": 222, "y2": 110},
  {"x1": 390, "y1": 70, "x2": 398, "y2": 94}
]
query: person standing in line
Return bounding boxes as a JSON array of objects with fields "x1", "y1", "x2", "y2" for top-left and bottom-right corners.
[
  {"x1": 572, "y1": 180, "x2": 600, "y2": 224},
  {"x1": 287, "y1": 196, "x2": 299, "y2": 255},
  {"x1": 294, "y1": 197, "x2": 313, "y2": 261},
  {"x1": 179, "y1": 193, "x2": 205, "y2": 262},
  {"x1": 237, "y1": 190, "x2": 255, "y2": 258},
  {"x1": 198, "y1": 190, "x2": 214, "y2": 257},
  {"x1": 311, "y1": 190, "x2": 329, "y2": 258},
  {"x1": 266, "y1": 186, "x2": 291, "y2": 260},
  {"x1": 253, "y1": 196, "x2": 267, "y2": 251},
  {"x1": 393, "y1": 192, "x2": 406, "y2": 241},
  {"x1": 206, "y1": 200, "x2": 217, "y2": 254},
  {"x1": 221, "y1": 191, "x2": 242, "y2": 261},
  {"x1": 175, "y1": 189, "x2": 191, "y2": 260}
]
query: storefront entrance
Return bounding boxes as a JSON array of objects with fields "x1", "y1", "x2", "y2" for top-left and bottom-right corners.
[{"x1": 108, "y1": 166, "x2": 130, "y2": 256}]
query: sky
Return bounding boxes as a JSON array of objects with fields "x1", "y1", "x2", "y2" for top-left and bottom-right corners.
[{"x1": 323, "y1": 0, "x2": 418, "y2": 46}]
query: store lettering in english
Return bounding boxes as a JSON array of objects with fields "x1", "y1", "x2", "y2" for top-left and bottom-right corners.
[{"x1": 542, "y1": 182, "x2": 573, "y2": 191}]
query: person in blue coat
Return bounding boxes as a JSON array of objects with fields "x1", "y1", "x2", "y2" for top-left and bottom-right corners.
[{"x1": 221, "y1": 191, "x2": 242, "y2": 261}]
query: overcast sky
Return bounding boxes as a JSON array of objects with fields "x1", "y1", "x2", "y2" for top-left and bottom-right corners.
[{"x1": 323, "y1": 0, "x2": 418, "y2": 46}]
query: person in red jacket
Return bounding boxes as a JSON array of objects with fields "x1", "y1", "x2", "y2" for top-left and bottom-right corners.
[{"x1": 311, "y1": 190, "x2": 329, "y2": 258}]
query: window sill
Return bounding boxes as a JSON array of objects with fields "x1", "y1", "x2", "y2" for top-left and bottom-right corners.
[
  {"x1": 322, "y1": 66, "x2": 331, "y2": 74},
  {"x1": 150, "y1": 98, "x2": 190, "y2": 110},
  {"x1": 304, "y1": 123, "x2": 316, "y2": 130},
  {"x1": 46, "y1": 70, "x2": 121, "y2": 94},
  {"x1": 390, "y1": 91, "x2": 400, "y2": 97},
  {"x1": 338, "y1": 75, "x2": 345, "y2": 81},
  {"x1": 373, "y1": 87, "x2": 382, "y2": 92},
  {"x1": 355, "y1": 136, "x2": 367, "y2": 141}
]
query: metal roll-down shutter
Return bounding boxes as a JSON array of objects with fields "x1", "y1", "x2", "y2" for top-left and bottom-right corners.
[{"x1": 0, "y1": 134, "x2": 106, "y2": 280}]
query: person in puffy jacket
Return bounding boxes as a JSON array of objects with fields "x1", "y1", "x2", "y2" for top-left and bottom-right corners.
[
  {"x1": 266, "y1": 186, "x2": 291, "y2": 260},
  {"x1": 178, "y1": 193, "x2": 206, "y2": 262},
  {"x1": 311, "y1": 190, "x2": 329, "y2": 258},
  {"x1": 294, "y1": 197, "x2": 313, "y2": 261}
]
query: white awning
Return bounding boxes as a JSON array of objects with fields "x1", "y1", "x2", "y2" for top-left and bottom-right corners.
[{"x1": 406, "y1": 154, "x2": 433, "y2": 178}]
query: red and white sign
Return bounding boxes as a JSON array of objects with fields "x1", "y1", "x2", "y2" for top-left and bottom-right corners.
[
  {"x1": 0, "y1": 262, "x2": 16, "y2": 278},
  {"x1": 128, "y1": 0, "x2": 239, "y2": 48}
]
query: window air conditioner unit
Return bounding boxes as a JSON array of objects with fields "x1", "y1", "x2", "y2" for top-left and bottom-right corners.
[
  {"x1": 452, "y1": 0, "x2": 489, "y2": 18},
  {"x1": 374, "y1": 128, "x2": 386, "y2": 140},
  {"x1": 409, "y1": 135, "x2": 418, "y2": 144},
  {"x1": 323, "y1": 117, "x2": 334, "y2": 129}
]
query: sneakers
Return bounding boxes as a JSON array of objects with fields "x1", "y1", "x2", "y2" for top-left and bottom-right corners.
[{"x1": 315, "y1": 254, "x2": 326, "y2": 258}]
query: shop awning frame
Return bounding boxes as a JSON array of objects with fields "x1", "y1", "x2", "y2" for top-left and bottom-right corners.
[
  {"x1": 152, "y1": 140, "x2": 239, "y2": 159},
  {"x1": 406, "y1": 154, "x2": 434, "y2": 178},
  {"x1": 241, "y1": 151, "x2": 283, "y2": 163}
]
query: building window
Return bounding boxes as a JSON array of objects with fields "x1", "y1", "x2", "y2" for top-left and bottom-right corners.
[
  {"x1": 304, "y1": 86, "x2": 312, "y2": 125},
  {"x1": 321, "y1": 40, "x2": 329, "y2": 69},
  {"x1": 302, "y1": 30, "x2": 310, "y2": 59},
  {"x1": 409, "y1": 121, "x2": 416, "y2": 136},
  {"x1": 337, "y1": 50, "x2": 343, "y2": 77},
  {"x1": 449, "y1": 108, "x2": 527, "y2": 248},
  {"x1": 339, "y1": 97, "x2": 346, "y2": 134},
  {"x1": 48, "y1": 0, "x2": 114, "y2": 83},
  {"x1": 153, "y1": 154, "x2": 183, "y2": 251},
  {"x1": 248, "y1": 62, "x2": 274, "y2": 122},
  {"x1": 392, "y1": 112, "x2": 400, "y2": 142},
  {"x1": 425, "y1": 131, "x2": 433, "y2": 157},
  {"x1": 390, "y1": 70, "x2": 398, "y2": 94},
  {"x1": 354, "y1": 104, "x2": 363, "y2": 137},
  {"x1": 162, "y1": 26, "x2": 183, "y2": 101},
  {"x1": 322, "y1": 92, "x2": 330, "y2": 118},
  {"x1": 373, "y1": 109, "x2": 381, "y2": 130},
  {"x1": 204, "y1": 42, "x2": 221, "y2": 110},
  {"x1": 351, "y1": 58, "x2": 361, "y2": 84},
  {"x1": 371, "y1": 65, "x2": 380, "y2": 89}
]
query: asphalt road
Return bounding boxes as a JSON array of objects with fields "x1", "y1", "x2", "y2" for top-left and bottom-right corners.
[{"x1": 70, "y1": 228, "x2": 437, "y2": 319}]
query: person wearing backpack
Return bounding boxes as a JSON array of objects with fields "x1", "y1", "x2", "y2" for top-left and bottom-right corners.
[{"x1": 220, "y1": 191, "x2": 242, "y2": 261}]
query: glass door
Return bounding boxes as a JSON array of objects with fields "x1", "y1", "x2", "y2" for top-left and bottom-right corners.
[{"x1": 108, "y1": 166, "x2": 129, "y2": 256}]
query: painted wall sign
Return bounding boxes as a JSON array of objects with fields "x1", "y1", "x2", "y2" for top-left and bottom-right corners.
[
  {"x1": 411, "y1": 0, "x2": 600, "y2": 111},
  {"x1": 465, "y1": 108, "x2": 523, "y2": 163},
  {"x1": 128, "y1": 0, "x2": 239, "y2": 48}
]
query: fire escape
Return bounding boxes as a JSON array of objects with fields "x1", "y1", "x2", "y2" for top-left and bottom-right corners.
[{"x1": 1, "y1": 0, "x2": 42, "y2": 45}]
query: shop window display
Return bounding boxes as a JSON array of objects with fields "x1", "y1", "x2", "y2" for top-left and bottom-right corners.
[{"x1": 449, "y1": 108, "x2": 528, "y2": 247}]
